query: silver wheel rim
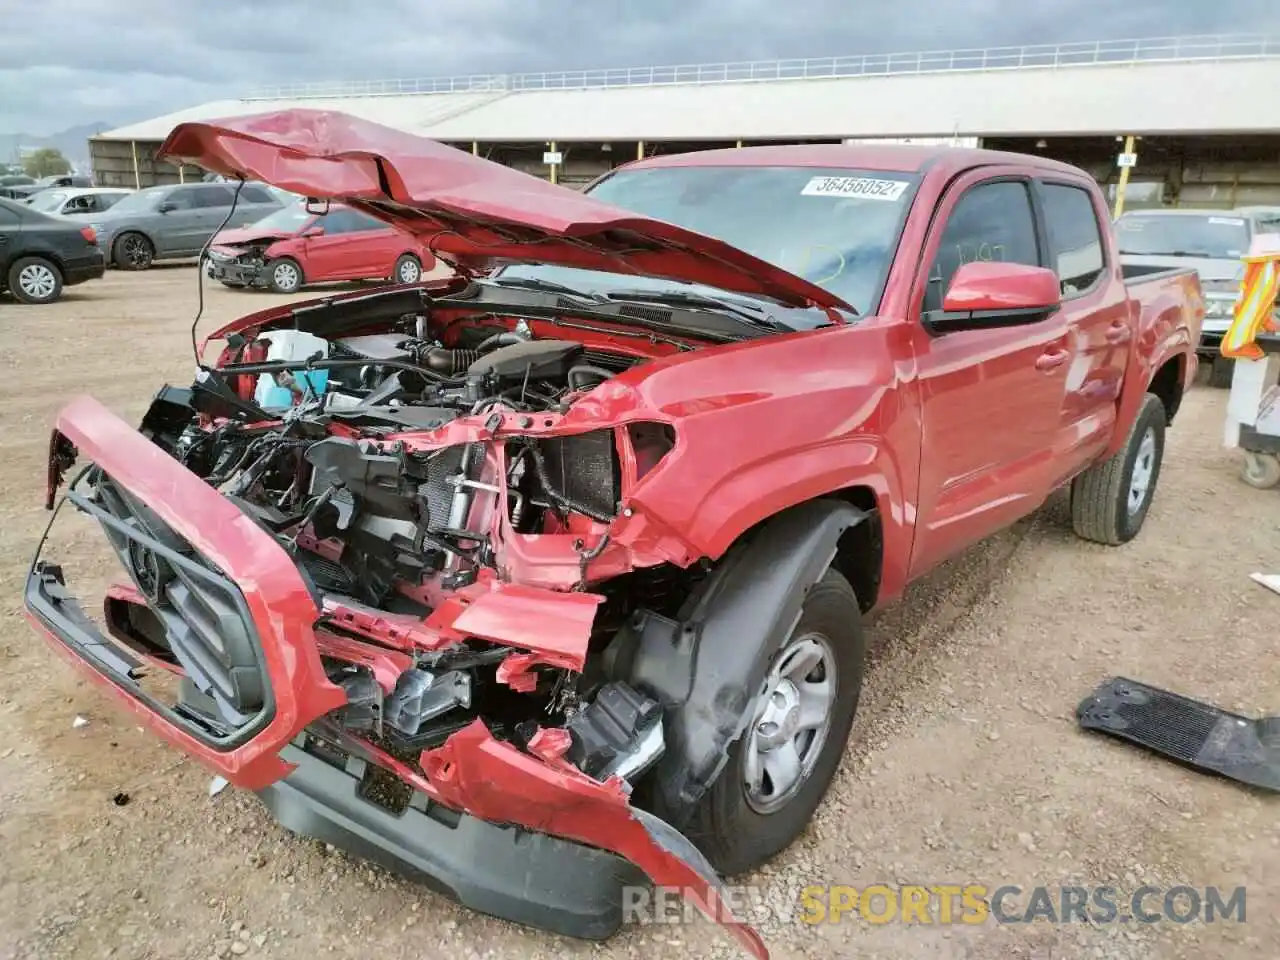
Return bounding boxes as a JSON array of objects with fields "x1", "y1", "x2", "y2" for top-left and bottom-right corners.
[
  {"x1": 273, "y1": 262, "x2": 299, "y2": 290},
  {"x1": 1128, "y1": 427, "x2": 1156, "y2": 516},
  {"x1": 17, "y1": 263, "x2": 56, "y2": 300},
  {"x1": 744, "y1": 632, "x2": 836, "y2": 814},
  {"x1": 398, "y1": 259, "x2": 420, "y2": 283}
]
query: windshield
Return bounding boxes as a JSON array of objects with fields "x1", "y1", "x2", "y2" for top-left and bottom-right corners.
[
  {"x1": 243, "y1": 203, "x2": 313, "y2": 233},
  {"x1": 28, "y1": 191, "x2": 68, "y2": 212},
  {"x1": 102, "y1": 189, "x2": 162, "y2": 216},
  {"x1": 1115, "y1": 213, "x2": 1251, "y2": 259},
  {"x1": 499, "y1": 165, "x2": 918, "y2": 315}
]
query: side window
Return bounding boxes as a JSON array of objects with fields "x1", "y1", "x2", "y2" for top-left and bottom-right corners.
[
  {"x1": 194, "y1": 185, "x2": 236, "y2": 209},
  {"x1": 318, "y1": 209, "x2": 383, "y2": 235},
  {"x1": 239, "y1": 184, "x2": 274, "y2": 204},
  {"x1": 925, "y1": 181, "x2": 1040, "y2": 312},
  {"x1": 1256, "y1": 215, "x2": 1280, "y2": 237},
  {"x1": 162, "y1": 189, "x2": 196, "y2": 211},
  {"x1": 1040, "y1": 183, "x2": 1106, "y2": 296}
]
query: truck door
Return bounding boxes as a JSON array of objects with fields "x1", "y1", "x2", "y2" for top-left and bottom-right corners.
[
  {"x1": 908, "y1": 171, "x2": 1072, "y2": 578},
  {"x1": 1034, "y1": 179, "x2": 1132, "y2": 486}
]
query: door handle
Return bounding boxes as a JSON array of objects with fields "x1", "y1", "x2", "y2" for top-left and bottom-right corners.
[
  {"x1": 1035, "y1": 347, "x2": 1069, "y2": 372},
  {"x1": 1105, "y1": 320, "x2": 1131, "y2": 344}
]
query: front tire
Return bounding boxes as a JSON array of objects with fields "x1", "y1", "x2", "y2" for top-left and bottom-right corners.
[
  {"x1": 266, "y1": 257, "x2": 303, "y2": 293},
  {"x1": 113, "y1": 232, "x2": 153, "y2": 270},
  {"x1": 393, "y1": 253, "x2": 422, "y2": 284},
  {"x1": 7, "y1": 256, "x2": 63, "y2": 304},
  {"x1": 1240, "y1": 451, "x2": 1280, "y2": 490},
  {"x1": 682, "y1": 569, "x2": 865, "y2": 876},
  {"x1": 1071, "y1": 393, "x2": 1166, "y2": 545}
]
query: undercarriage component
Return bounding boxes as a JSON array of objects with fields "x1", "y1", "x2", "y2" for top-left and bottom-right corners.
[
  {"x1": 565, "y1": 681, "x2": 664, "y2": 781},
  {"x1": 1077, "y1": 676, "x2": 1280, "y2": 792}
]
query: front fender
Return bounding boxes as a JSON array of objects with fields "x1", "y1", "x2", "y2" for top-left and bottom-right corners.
[{"x1": 605, "y1": 499, "x2": 869, "y2": 823}]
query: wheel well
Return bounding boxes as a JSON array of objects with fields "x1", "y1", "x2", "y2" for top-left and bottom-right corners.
[
  {"x1": 826, "y1": 486, "x2": 882, "y2": 612},
  {"x1": 1148, "y1": 355, "x2": 1185, "y2": 425}
]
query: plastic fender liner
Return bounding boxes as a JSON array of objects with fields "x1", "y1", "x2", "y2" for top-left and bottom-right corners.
[{"x1": 614, "y1": 499, "x2": 868, "y2": 822}]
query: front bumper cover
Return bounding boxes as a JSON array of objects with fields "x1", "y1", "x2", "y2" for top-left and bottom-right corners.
[
  {"x1": 26, "y1": 396, "x2": 769, "y2": 959},
  {"x1": 209, "y1": 259, "x2": 270, "y2": 287}
]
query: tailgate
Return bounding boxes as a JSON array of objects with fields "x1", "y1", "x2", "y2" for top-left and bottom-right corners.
[{"x1": 26, "y1": 395, "x2": 346, "y2": 789}]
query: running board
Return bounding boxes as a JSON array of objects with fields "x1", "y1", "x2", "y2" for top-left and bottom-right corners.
[{"x1": 1077, "y1": 677, "x2": 1280, "y2": 792}]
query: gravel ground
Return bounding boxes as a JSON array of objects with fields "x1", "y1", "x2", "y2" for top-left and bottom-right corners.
[{"x1": 0, "y1": 268, "x2": 1277, "y2": 960}]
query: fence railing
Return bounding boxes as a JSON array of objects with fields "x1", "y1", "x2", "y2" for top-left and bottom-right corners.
[{"x1": 244, "y1": 34, "x2": 1277, "y2": 100}]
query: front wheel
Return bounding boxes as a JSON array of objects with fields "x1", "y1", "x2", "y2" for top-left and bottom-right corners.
[
  {"x1": 682, "y1": 570, "x2": 865, "y2": 876},
  {"x1": 393, "y1": 253, "x2": 422, "y2": 284},
  {"x1": 113, "y1": 232, "x2": 153, "y2": 270},
  {"x1": 1071, "y1": 393, "x2": 1166, "y2": 545},
  {"x1": 266, "y1": 257, "x2": 303, "y2": 293}
]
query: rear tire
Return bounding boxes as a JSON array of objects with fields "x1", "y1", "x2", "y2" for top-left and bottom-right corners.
[
  {"x1": 680, "y1": 569, "x2": 865, "y2": 876},
  {"x1": 266, "y1": 257, "x2": 303, "y2": 293},
  {"x1": 1071, "y1": 393, "x2": 1166, "y2": 545},
  {"x1": 113, "y1": 232, "x2": 153, "y2": 270},
  {"x1": 7, "y1": 256, "x2": 63, "y2": 304},
  {"x1": 1209, "y1": 356, "x2": 1234, "y2": 389},
  {"x1": 393, "y1": 253, "x2": 422, "y2": 284}
]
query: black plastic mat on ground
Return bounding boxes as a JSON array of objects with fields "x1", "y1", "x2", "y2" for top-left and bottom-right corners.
[{"x1": 1077, "y1": 677, "x2": 1280, "y2": 792}]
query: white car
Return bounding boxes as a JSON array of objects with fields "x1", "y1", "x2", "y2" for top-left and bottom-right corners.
[{"x1": 27, "y1": 187, "x2": 133, "y2": 219}]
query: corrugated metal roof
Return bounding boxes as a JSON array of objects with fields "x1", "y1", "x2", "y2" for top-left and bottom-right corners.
[{"x1": 97, "y1": 55, "x2": 1280, "y2": 145}]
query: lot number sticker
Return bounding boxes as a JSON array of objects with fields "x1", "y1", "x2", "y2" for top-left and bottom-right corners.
[{"x1": 801, "y1": 176, "x2": 909, "y2": 201}]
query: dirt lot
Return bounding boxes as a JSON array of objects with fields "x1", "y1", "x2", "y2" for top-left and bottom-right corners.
[{"x1": 0, "y1": 268, "x2": 1277, "y2": 960}]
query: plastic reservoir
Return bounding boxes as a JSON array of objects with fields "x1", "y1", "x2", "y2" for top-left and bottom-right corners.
[{"x1": 254, "y1": 330, "x2": 330, "y2": 409}]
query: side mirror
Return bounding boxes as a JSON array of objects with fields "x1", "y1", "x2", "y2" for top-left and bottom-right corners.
[
  {"x1": 927, "y1": 261, "x2": 1062, "y2": 335},
  {"x1": 302, "y1": 224, "x2": 325, "y2": 237},
  {"x1": 157, "y1": 200, "x2": 176, "y2": 214}
]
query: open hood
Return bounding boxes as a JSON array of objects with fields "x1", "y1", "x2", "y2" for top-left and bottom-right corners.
[
  {"x1": 158, "y1": 109, "x2": 850, "y2": 312},
  {"x1": 211, "y1": 226, "x2": 297, "y2": 248}
]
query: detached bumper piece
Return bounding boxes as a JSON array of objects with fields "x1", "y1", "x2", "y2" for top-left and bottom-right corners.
[
  {"x1": 258, "y1": 739, "x2": 644, "y2": 939},
  {"x1": 1077, "y1": 677, "x2": 1280, "y2": 792},
  {"x1": 209, "y1": 261, "x2": 269, "y2": 287}
]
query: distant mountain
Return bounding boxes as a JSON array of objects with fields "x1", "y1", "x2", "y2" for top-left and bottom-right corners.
[{"x1": 0, "y1": 122, "x2": 115, "y2": 175}]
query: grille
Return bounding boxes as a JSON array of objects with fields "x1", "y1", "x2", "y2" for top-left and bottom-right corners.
[{"x1": 93, "y1": 474, "x2": 267, "y2": 723}]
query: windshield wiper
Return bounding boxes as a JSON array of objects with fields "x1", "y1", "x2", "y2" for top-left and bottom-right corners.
[
  {"x1": 604, "y1": 288, "x2": 789, "y2": 330},
  {"x1": 486, "y1": 275, "x2": 604, "y2": 301}
]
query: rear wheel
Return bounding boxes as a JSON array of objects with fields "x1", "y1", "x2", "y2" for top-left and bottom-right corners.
[
  {"x1": 1071, "y1": 393, "x2": 1166, "y2": 545},
  {"x1": 7, "y1": 256, "x2": 63, "y2": 304},
  {"x1": 1240, "y1": 451, "x2": 1280, "y2": 490},
  {"x1": 394, "y1": 254, "x2": 422, "y2": 284},
  {"x1": 682, "y1": 570, "x2": 865, "y2": 876},
  {"x1": 266, "y1": 257, "x2": 303, "y2": 293},
  {"x1": 113, "y1": 232, "x2": 153, "y2": 270},
  {"x1": 1209, "y1": 356, "x2": 1234, "y2": 389}
]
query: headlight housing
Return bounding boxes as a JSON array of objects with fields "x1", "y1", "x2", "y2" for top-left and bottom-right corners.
[{"x1": 1204, "y1": 297, "x2": 1235, "y2": 319}]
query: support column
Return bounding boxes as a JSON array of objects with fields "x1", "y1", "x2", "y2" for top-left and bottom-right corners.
[
  {"x1": 130, "y1": 140, "x2": 140, "y2": 189},
  {"x1": 1112, "y1": 135, "x2": 1137, "y2": 219},
  {"x1": 549, "y1": 140, "x2": 558, "y2": 185},
  {"x1": 636, "y1": 140, "x2": 645, "y2": 161},
  {"x1": 471, "y1": 141, "x2": 479, "y2": 156}
]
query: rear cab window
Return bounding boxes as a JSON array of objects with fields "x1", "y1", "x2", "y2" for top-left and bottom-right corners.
[{"x1": 1038, "y1": 182, "x2": 1106, "y2": 296}]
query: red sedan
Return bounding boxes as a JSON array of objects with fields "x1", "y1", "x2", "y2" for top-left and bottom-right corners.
[{"x1": 205, "y1": 203, "x2": 435, "y2": 292}]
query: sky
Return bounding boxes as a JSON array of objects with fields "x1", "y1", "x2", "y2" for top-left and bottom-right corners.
[{"x1": 1, "y1": 0, "x2": 1277, "y2": 136}]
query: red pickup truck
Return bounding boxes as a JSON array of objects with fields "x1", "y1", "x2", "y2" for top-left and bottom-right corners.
[{"x1": 26, "y1": 112, "x2": 1203, "y2": 958}]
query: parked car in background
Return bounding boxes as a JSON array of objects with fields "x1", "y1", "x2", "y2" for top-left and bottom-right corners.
[
  {"x1": 88, "y1": 181, "x2": 283, "y2": 270},
  {"x1": 0, "y1": 197, "x2": 105, "y2": 304},
  {"x1": 6, "y1": 174, "x2": 96, "y2": 202},
  {"x1": 0, "y1": 174, "x2": 37, "y2": 200},
  {"x1": 205, "y1": 202, "x2": 435, "y2": 292},
  {"x1": 27, "y1": 187, "x2": 132, "y2": 219},
  {"x1": 1116, "y1": 207, "x2": 1280, "y2": 386}
]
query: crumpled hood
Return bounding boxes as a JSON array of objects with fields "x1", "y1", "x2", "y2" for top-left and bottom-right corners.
[
  {"x1": 212, "y1": 225, "x2": 297, "y2": 248},
  {"x1": 157, "y1": 108, "x2": 851, "y2": 313}
]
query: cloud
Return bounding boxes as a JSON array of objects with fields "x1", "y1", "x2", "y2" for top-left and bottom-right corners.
[{"x1": 2, "y1": 0, "x2": 1277, "y2": 136}]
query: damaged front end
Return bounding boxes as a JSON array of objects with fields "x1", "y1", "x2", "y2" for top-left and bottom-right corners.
[{"x1": 27, "y1": 289, "x2": 768, "y2": 958}]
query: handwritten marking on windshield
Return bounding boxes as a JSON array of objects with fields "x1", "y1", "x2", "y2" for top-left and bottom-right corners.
[{"x1": 800, "y1": 177, "x2": 908, "y2": 201}]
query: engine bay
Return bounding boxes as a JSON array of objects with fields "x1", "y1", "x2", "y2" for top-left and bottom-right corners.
[{"x1": 121, "y1": 287, "x2": 704, "y2": 794}]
